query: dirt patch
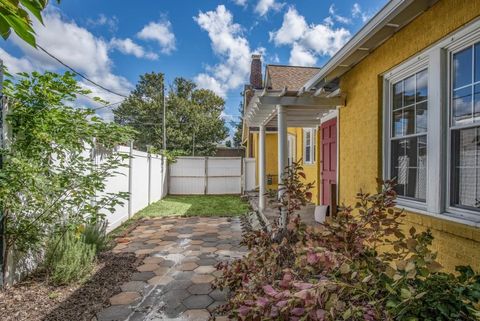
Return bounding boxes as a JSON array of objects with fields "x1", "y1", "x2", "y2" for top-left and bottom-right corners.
[{"x1": 0, "y1": 251, "x2": 142, "y2": 321}]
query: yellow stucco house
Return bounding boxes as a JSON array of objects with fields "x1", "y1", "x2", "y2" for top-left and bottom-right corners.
[{"x1": 242, "y1": 0, "x2": 480, "y2": 272}]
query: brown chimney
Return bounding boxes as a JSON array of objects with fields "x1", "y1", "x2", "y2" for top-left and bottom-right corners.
[{"x1": 250, "y1": 54, "x2": 262, "y2": 89}]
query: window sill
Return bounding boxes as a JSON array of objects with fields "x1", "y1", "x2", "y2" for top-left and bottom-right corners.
[{"x1": 395, "y1": 204, "x2": 480, "y2": 229}]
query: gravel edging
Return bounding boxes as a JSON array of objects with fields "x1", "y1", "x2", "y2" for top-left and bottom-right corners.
[{"x1": 0, "y1": 251, "x2": 143, "y2": 321}]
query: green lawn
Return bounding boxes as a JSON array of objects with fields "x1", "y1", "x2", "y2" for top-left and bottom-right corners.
[
  {"x1": 109, "y1": 195, "x2": 249, "y2": 238},
  {"x1": 135, "y1": 195, "x2": 250, "y2": 218}
]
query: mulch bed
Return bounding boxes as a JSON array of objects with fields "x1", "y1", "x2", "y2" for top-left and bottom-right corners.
[{"x1": 0, "y1": 251, "x2": 143, "y2": 321}]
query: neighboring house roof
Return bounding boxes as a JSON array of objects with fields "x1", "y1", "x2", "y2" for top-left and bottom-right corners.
[
  {"x1": 266, "y1": 65, "x2": 321, "y2": 91},
  {"x1": 302, "y1": 0, "x2": 440, "y2": 93}
]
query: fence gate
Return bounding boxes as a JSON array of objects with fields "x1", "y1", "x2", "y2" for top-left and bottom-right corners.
[{"x1": 169, "y1": 157, "x2": 251, "y2": 195}]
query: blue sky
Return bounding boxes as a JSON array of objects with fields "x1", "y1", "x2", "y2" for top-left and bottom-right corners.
[{"x1": 1, "y1": 0, "x2": 386, "y2": 140}]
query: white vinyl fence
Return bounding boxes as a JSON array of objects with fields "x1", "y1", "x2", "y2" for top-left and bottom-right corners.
[
  {"x1": 96, "y1": 145, "x2": 167, "y2": 231},
  {"x1": 169, "y1": 157, "x2": 256, "y2": 195}
]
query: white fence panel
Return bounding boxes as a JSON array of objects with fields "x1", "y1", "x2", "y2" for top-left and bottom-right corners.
[
  {"x1": 169, "y1": 157, "x2": 206, "y2": 194},
  {"x1": 207, "y1": 158, "x2": 242, "y2": 194},
  {"x1": 169, "y1": 157, "x2": 252, "y2": 195},
  {"x1": 130, "y1": 150, "x2": 149, "y2": 214},
  {"x1": 101, "y1": 152, "x2": 130, "y2": 230},
  {"x1": 244, "y1": 158, "x2": 256, "y2": 192},
  {"x1": 149, "y1": 156, "x2": 164, "y2": 203}
]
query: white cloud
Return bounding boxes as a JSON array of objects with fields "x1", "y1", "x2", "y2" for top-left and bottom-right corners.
[
  {"x1": 193, "y1": 5, "x2": 264, "y2": 98},
  {"x1": 254, "y1": 0, "x2": 285, "y2": 16},
  {"x1": 269, "y1": 6, "x2": 351, "y2": 66},
  {"x1": 269, "y1": 6, "x2": 307, "y2": 45},
  {"x1": 137, "y1": 20, "x2": 176, "y2": 54},
  {"x1": 328, "y1": 4, "x2": 351, "y2": 25},
  {"x1": 5, "y1": 9, "x2": 132, "y2": 119},
  {"x1": 352, "y1": 3, "x2": 372, "y2": 23},
  {"x1": 0, "y1": 48, "x2": 36, "y2": 74},
  {"x1": 109, "y1": 38, "x2": 158, "y2": 60},
  {"x1": 289, "y1": 43, "x2": 316, "y2": 66},
  {"x1": 233, "y1": 0, "x2": 248, "y2": 7},
  {"x1": 86, "y1": 14, "x2": 118, "y2": 32}
]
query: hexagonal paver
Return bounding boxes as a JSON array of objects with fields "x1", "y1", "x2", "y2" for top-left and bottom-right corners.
[
  {"x1": 183, "y1": 295, "x2": 214, "y2": 309},
  {"x1": 177, "y1": 262, "x2": 198, "y2": 271},
  {"x1": 188, "y1": 283, "x2": 213, "y2": 295},
  {"x1": 194, "y1": 265, "x2": 216, "y2": 274},
  {"x1": 191, "y1": 274, "x2": 215, "y2": 284},
  {"x1": 153, "y1": 266, "x2": 170, "y2": 276},
  {"x1": 148, "y1": 275, "x2": 173, "y2": 285},
  {"x1": 120, "y1": 281, "x2": 147, "y2": 293},
  {"x1": 207, "y1": 300, "x2": 226, "y2": 312},
  {"x1": 209, "y1": 288, "x2": 229, "y2": 301},
  {"x1": 109, "y1": 292, "x2": 141, "y2": 305},
  {"x1": 131, "y1": 271, "x2": 155, "y2": 281},
  {"x1": 182, "y1": 309, "x2": 211, "y2": 321},
  {"x1": 137, "y1": 263, "x2": 159, "y2": 272},
  {"x1": 143, "y1": 256, "x2": 164, "y2": 264},
  {"x1": 96, "y1": 305, "x2": 132, "y2": 321}
]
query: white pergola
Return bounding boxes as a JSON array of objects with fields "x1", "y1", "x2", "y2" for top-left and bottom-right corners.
[{"x1": 245, "y1": 88, "x2": 345, "y2": 212}]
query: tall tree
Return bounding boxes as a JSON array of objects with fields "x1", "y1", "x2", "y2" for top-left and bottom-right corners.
[
  {"x1": 0, "y1": 0, "x2": 60, "y2": 47},
  {"x1": 114, "y1": 74, "x2": 228, "y2": 156},
  {"x1": 233, "y1": 101, "x2": 244, "y2": 148},
  {"x1": 113, "y1": 72, "x2": 165, "y2": 151},
  {"x1": 166, "y1": 78, "x2": 228, "y2": 156}
]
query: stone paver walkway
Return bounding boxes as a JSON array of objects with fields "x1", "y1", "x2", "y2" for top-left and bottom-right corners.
[{"x1": 95, "y1": 217, "x2": 246, "y2": 321}]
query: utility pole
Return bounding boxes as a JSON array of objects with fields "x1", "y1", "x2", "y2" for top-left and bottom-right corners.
[{"x1": 163, "y1": 80, "x2": 167, "y2": 151}]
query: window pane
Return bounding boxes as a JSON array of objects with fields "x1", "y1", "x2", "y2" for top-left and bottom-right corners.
[
  {"x1": 393, "y1": 110, "x2": 403, "y2": 137},
  {"x1": 391, "y1": 139, "x2": 404, "y2": 196},
  {"x1": 305, "y1": 146, "x2": 311, "y2": 163},
  {"x1": 475, "y1": 43, "x2": 480, "y2": 83},
  {"x1": 452, "y1": 127, "x2": 480, "y2": 210},
  {"x1": 393, "y1": 81, "x2": 403, "y2": 109},
  {"x1": 416, "y1": 136, "x2": 427, "y2": 200},
  {"x1": 453, "y1": 46, "x2": 473, "y2": 89},
  {"x1": 416, "y1": 69, "x2": 428, "y2": 102},
  {"x1": 416, "y1": 101, "x2": 428, "y2": 133},
  {"x1": 391, "y1": 137, "x2": 425, "y2": 200},
  {"x1": 453, "y1": 86, "x2": 472, "y2": 125},
  {"x1": 404, "y1": 75, "x2": 415, "y2": 106},
  {"x1": 403, "y1": 106, "x2": 415, "y2": 135},
  {"x1": 475, "y1": 84, "x2": 480, "y2": 122}
]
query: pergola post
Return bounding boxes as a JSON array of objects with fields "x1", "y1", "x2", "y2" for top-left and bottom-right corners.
[
  {"x1": 277, "y1": 105, "x2": 288, "y2": 228},
  {"x1": 258, "y1": 125, "x2": 266, "y2": 212}
]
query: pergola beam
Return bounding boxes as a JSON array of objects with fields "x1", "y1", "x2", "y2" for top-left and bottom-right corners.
[{"x1": 259, "y1": 95, "x2": 344, "y2": 107}]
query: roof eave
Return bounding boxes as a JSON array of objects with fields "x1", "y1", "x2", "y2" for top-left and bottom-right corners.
[{"x1": 302, "y1": 0, "x2": 439, "y2": 92}]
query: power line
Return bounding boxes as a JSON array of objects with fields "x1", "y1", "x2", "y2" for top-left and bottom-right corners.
[
  {"x1": 37, "y1": 44, "x2": 129, "y2": 99},
  {"x1": 93, "y1": 101, "x2": 123, "y2": 111}
]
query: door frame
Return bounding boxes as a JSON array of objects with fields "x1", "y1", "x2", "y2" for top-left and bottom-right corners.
[
  {"x1": 320, "y1": 109, "x2": 339, "y2": 205},
  {"x1": 287, "y1": 133, "x2": 296, "y2": 166}
]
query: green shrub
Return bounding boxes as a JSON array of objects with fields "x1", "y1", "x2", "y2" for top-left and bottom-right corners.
[
  {"x1": 214, "y1": 163, "x2": 480, "y2": 321},
  {"x1": 82, "y1": 219, "x2": 110, "y2": 253},
  {"x1": 45, "y1": 230, "x2": 96, "y2": 284}
]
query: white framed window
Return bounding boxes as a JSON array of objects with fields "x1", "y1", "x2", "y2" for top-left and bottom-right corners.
[
  {"x1": 382, "y1": 18, "x2": 480, "y2": 225},
  {"x1": 303, "y1": 128, "x2": 316, "y2": 164},
  {"x1": 449, "y1": 41, "x2": 480, "y2": 213},
  {"x1": 384, "y1": 58, "x2": 429, "y2": 210}
]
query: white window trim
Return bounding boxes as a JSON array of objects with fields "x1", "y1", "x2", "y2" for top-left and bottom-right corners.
[
  {"x1": 303, "y1": 128, "x2": 316, "y2": 164},
  {"x1": 383, "y1": 56, "x2": 429, "y2": 211},
  {"x1": 382, "y1": 17, "x2": 480, "y2": 226}
]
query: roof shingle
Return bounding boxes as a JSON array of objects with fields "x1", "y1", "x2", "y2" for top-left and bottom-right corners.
[{"x1": 266, "y1": 65, "x2": 321, "y2": 91}]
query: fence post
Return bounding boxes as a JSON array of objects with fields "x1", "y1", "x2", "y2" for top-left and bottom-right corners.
[
  {"x1": 241, "y1": 157, "x2": 244, "y2": 195},
  {"x1": 147, "y1": 152, "x2": 151, "y2": 205},
  {"x1": 128, "y1": 141, "x2": 134, "y2": 218},
  {"x1": 204, "y1": 157, "x2": 208, "y2": 195}
]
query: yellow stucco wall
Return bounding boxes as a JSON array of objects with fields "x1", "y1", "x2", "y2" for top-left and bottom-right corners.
[
  {"x1": 339, "y1": 0, "x2": 480, "y2": 271},
  {"x1": 251, "y1": 128, "x2": 320, "y2": 203}
]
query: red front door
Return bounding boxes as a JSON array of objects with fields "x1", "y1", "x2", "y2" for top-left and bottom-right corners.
[{"x1": 321, "y1": 118, "x2": 337, "y2": 209}]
